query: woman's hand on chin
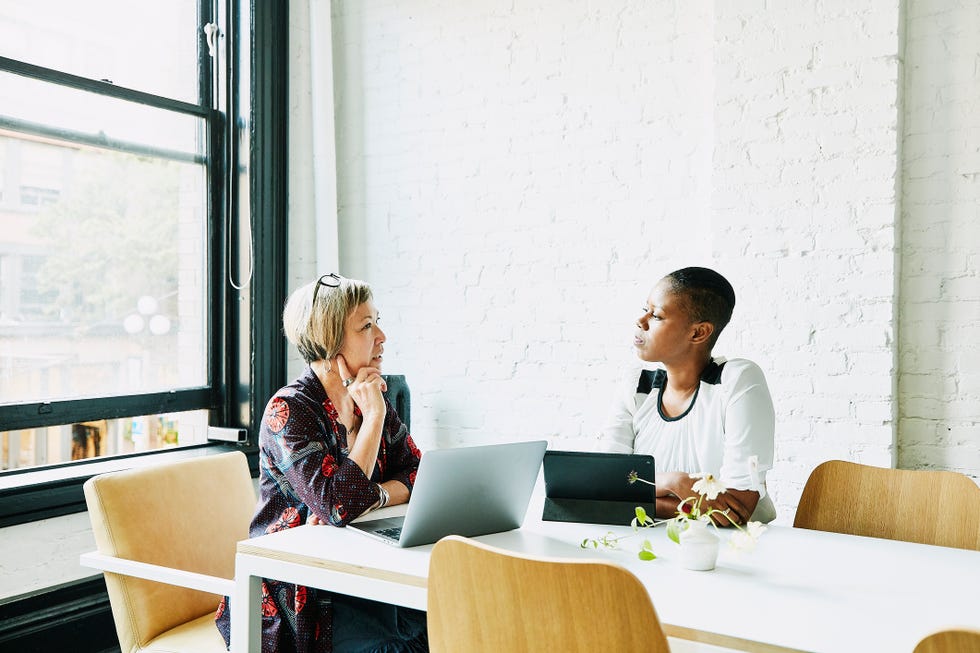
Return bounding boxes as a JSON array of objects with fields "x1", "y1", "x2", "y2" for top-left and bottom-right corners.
[{"x1": 336, "y1": 354, "x2": 388, "y2": 419}]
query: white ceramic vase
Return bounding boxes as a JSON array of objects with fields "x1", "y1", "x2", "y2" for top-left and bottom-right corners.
[{"x1": 678, "y1": 519, "x2": 720, "y2": 571}]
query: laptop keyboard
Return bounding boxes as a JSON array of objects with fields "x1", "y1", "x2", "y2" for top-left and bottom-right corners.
[{"x1": 376, "y1": 526, "x2": 402, "y2": 540}]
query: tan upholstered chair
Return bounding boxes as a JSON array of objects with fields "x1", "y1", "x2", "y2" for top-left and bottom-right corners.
[
  {"x1": 914, "y1": 629, "x2": 980, "y2": 653},
  {"x1": 82, "y1": 451, "x2": 256, "y2": 653},
  {"x1": 794, "y1": 460, "x2": 980, "y2": 550},
  {"x1": 427, "y1": 535, "x2": 671, "y2": 653}
]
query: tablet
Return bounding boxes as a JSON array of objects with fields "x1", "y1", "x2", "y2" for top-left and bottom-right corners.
[{"x1": 542, "y1": 450, "x2": 656, "y2": 525}]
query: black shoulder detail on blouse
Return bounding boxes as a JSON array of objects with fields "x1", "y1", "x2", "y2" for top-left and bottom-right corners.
[
  {"x1": 700, "y1": 360, "x2": 727, "y2": 385},
  {"x1": 637, "y1": 369, "x2": 667, "y2": 395}
]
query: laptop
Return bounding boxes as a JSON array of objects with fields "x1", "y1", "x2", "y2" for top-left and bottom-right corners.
[
  {"x1": 542, "y1": 450, "x2": 656, "y2": 525},
  {"x1": 349, "y1": 439, "x2": 547, "y2": 547}
]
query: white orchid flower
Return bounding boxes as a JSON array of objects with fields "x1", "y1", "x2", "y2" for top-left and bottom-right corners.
[
  {"x1": 729, "y1": 521, "x2": 767, "y2": 553},
  {"x1": 746, "y1": 521, "x2": 767, "y2": 539},
  {"x1": 729, "y1": 529, "x2": 758, "y2": 552},
  {"x1": 690, "y1": 472, "x2": 726, "y2": 501}
]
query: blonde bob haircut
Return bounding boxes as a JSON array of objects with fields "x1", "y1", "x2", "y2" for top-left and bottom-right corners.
[{"x1": 282, "y1": 275, "x2": 373, "y2": 365}]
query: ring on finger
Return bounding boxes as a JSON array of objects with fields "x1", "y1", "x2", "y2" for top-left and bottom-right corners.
[{"x1": 342, "y1": 377, "x2": 356, "y2": 388}]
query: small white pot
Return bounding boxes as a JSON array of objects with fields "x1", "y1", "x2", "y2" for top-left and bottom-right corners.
[{"x1": 678, "y1": 519, "x2": 720, "y2": 571}]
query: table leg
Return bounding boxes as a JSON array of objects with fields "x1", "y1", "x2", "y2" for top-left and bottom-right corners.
[{"x1": 231, "y1": 554, "x2": 262, "y2": 653}]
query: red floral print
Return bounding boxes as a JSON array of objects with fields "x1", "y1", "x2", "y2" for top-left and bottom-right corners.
[
  {"x1": 322, "y1": 397, "x2": 339, "y2": 421},
  {"x1": 214, "y1": 367, "x2": 423, "y2": 652},
  {"x1": 405, "y1": 434, "x2": 421, "y2": 460},
  {"x1": 260, "y1": 582, "x2": 278, "y2": 617},
  {"x1": 330, "y1": 503, "x2": 348, "y2": 525},
  {"x1": 321, "y1": 453, "x2": 339, "y2": 477},
  {"x1": 295, "y1": 585, "x2": 308, "y2": 613},
  {"x1": 266, "y1": 507, "x2": 301, "y2": 533},
  {"x1": 377, "y1": 440, "x2": 387, "y2": 476},
  {"x1": 215, "y1": 596, "x2": 226, "y2": 619},
  {"x1": 266, "y1": 397, "x2": 290, "y2": 433}
]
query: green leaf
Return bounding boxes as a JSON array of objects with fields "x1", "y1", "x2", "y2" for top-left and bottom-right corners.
[
  {"x1": 666, "y1": 520, "x2": 681, "y2": 545},
  {"x1": 637, "y1": 539, "x2": 657, "y2": 561},
  {"x1": 635, "y1": 506, "x2": 648, "y2": 523}
]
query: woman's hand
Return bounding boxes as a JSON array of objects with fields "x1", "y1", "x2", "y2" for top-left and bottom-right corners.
[
  {"x1": 702, "y1": 488, "x2": 758, "y2": 526},
  {"x1": 656, "y1": 472, "x2": 757, "y2": 526},
  {"x1": 336, "y1": 354, "x2": 388, "y2": 420}
]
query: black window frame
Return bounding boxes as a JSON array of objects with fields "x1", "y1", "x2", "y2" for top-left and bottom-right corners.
[{"x1": 0, "y1": 0, "x2": 288, "y2": 528}]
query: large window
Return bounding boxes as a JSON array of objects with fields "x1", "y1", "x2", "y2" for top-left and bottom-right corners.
[{"x1": 0, "y1": 0, "x2": 287, "y2": 523}]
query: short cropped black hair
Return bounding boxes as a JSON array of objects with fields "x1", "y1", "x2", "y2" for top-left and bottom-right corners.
[{"x1": 662, "y1": 267, "x2": 736, "y2": 344}]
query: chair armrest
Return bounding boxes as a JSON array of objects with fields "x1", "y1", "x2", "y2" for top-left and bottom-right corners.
[{"x1": 80, "y1": 551, "x2": 234, "y2": 596}]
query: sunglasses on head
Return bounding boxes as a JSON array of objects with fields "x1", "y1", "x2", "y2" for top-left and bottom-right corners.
[{"x1": 312, "y1": 273, "x2": 342, "y2": 306}]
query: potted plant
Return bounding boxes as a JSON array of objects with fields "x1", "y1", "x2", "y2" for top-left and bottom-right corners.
[{"x1": 583, "y1": 471, "x2": 767, "y2": 570}]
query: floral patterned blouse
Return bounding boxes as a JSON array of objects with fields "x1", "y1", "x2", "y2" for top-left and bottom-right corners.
[{"x1": 215, "y1": 366, "x2": 421, "y2": 652}]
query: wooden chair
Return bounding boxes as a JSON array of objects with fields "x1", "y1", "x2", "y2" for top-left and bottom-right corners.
[
  {"x1": 427, "y1": 535, "x2": 671, "y2": 653},
  {"x1": 81, "y1": 451, "x2": 256, "y2": 653},
  {"x1": 914, "y1": 629, "x2": 980, "y2": 653},
  {"x1": 794, "y1": 460, "x2": 980, "y2": 550}
]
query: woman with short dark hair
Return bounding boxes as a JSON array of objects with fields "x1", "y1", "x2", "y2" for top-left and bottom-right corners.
[{"x1": 599, "y1": 266, "x2": 777, "y2": 525}]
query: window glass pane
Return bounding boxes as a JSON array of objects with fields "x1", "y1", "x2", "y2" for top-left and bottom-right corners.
[
  {"x1": 0, "y1": 71, "x2": 204, "y2": 158},
  {"x1": 0, "y1": 1, "x2": 202, "y2": 103},
  {"x1": 0, "y1": 131, "x2": 208, "y2": 403},
  {"x1": 0, "y1": 410, "x2": 210, "y2": 472}
]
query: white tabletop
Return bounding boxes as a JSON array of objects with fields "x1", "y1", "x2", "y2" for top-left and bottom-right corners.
[{"x1": 234, "y1": 493, "x2": 980, "y2": 653}]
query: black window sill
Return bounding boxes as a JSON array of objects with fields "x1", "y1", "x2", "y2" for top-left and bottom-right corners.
[
  {"x1": 0, "y1": 575, "x2": 119, "y2": 653},
  {"x1": 0, "y1": 443, "x2": 257, "y2": 528}
]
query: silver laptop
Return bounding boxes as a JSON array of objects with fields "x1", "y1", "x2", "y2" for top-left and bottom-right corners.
[{"x1": 349, "y1": 440, "x2": 547, "y2": 547}]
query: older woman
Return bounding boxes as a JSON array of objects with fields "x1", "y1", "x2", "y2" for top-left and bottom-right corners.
[{"x1": 216, "y1": 274, "x2": 426, "y2": 652}]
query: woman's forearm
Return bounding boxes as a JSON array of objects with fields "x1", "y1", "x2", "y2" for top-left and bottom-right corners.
[
  {"x1": 347, "y1": 414, "x2": 384, "y2": 476},
  {"x1": 382, "y1": 479, "x2": 410, "y2": 506}
]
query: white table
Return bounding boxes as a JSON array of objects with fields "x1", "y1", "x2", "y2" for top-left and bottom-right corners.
[{"x1": 232, "y1": 494, "x2": 980, "y2": 653}]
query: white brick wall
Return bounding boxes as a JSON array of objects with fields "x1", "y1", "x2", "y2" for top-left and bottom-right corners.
[
  {"x1": 332, "y1": 0, "x2": 715, "y2": 459},
  {"x1": 710, "y1": 0, "x2": 903, "y2": 516},
  {"x1": 332, "y1": 1, "x2": 715, "y2": 454},
  {"x1": 328, "y1": 0, "x2": 979, "y2": 527},
  {"x1": 899, "y1": 0, "x2": 980, "y2": 479}
]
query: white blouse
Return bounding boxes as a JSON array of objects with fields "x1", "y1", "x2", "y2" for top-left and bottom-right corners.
[{"x1": 597, "y1": 356, "x2": 777, "y2": 522}]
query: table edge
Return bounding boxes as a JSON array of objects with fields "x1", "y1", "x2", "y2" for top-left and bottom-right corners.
[{"x1": 236, "y1": 543, "x2": 428, "y2": 589}]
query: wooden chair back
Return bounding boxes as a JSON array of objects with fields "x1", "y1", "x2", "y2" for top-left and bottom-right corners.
[
  {"x1": 84, "y1": 451, "x2": 256, "y2": 652},
  {"x1": 794, "y1": 460, "x2": 980, "y2": 550},
  {"x1": 914, "y1": 629, "x2": 980, "y2": 653},
  {"x1": 427, "y1": 535, "x2": 670, "y2": 653}
]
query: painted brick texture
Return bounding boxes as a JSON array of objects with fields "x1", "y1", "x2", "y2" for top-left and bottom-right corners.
[
  {"x1": 326, "y1": 0, "x2": 978, "y2": 525},
  {"x1": 899, "y1": 0, "x2": 980, "y2": 478}
]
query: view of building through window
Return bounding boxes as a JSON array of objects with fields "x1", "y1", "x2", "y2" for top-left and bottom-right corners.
[
  {"x1": 0, "y1": 1, "x2": 214, "y2": 472},
  {"x1": 0, "y1": 133, "x2": 208, "y2": 402},
  {"x1": 1, "y1": 410, "x2": 209, "y2": 471}
]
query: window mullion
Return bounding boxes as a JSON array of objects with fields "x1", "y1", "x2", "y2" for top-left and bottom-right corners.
[{"x1": 0, "y1": 389, "x2": 217, "y2": 432}]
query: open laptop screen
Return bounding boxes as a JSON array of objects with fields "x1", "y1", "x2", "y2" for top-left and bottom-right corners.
[
  {"x1": 350, "y1": 439, "x2": 547, "y2": 547},
  {"x1": 542, "y1": 450, "x2": 655, "y2": 525}
]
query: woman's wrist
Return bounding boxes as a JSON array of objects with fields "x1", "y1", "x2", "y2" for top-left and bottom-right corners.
[
  {"x1": 376, "y1": 483, "x2": 390, "y2": 509},
  {"x1": 358, "y1": 412, "x2": 385, "y2": 438}
]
